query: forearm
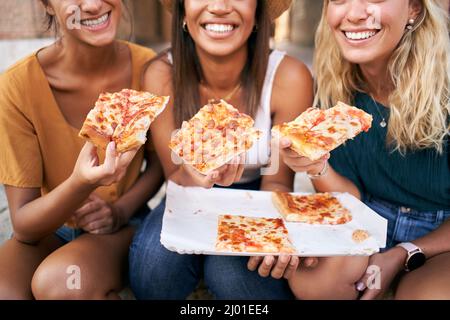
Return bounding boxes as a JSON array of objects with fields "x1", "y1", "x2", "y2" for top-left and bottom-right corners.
[
  {"x1": 13, "y1": 175, "x2": 95, "y2": 243},
  {"x1": 114, "y1": 159, "x2": 164, "y2": 221},
  {"x1": 260, "y1": 175, "x2": 293, "y2": 193},
  {"x1": 412, "y1": 218, "x2": 450, "y2": 258},
  {"x1": 311, "y1": 163, "x2": 361, "y2": 199}
]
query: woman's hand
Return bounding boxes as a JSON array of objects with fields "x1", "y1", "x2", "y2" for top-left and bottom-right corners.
[
  {"x1": 71, "y1": 141, "x2": 138, "y2": 188},
  {"x1": 356, "y1": 247, "x2": 407, "y2": 300},
  {"x1": 278, "y1": 138, "x2": 329, "y2": 174},
  {"x1": 170, "y1": 153, "x2": 246, "y2": 188},
  {"x1": 247, "y1": 255, "x2": 318, "y2": 280},
  {"x1": 73, "y1": 193, "x2": 125, "y2": 235}
]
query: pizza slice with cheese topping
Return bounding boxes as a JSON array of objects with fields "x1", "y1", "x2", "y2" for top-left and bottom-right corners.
[
  {"x1": 79, "y1": 89, "x2": 169, "y2": 153},
  {"x1": 272, "y1": 101, "x2": 373, "y2": 161},
  {"x1": 169, "y1": 100, "x2": 262, "y2": 174}
]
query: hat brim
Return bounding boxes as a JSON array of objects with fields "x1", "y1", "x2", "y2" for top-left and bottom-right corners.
[{"x1": 160, "y1": 0, "x2": 292, "y2": 21}]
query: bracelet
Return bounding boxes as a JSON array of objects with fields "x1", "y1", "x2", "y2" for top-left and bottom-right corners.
[{"x1": 307, "y1": 161, "x2": 329, "y2": 180}]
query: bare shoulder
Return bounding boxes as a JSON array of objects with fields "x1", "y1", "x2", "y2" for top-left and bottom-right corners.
[
  {"x1": 272, "y1": 55, "x2": 314, "y2": 117},
  {"x1": 273, "y1": 55, "x2": 313, "y2": 92},
  {"x1": 142, "y1": 54, "x2": 173, "y2": 97}
]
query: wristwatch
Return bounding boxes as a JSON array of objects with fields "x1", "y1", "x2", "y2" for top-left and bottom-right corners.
[{"x1": 396, "y1": 242, "x2": 426, "y2": 272}]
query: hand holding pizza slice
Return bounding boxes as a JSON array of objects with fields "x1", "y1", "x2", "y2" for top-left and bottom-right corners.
[
  {"x1": 272, "y1": 102, "x2": 373, "y2": 161},
  {"x1": 79, "y1": 89, "x2": 169, "y2": 153},
  {"x1": 169, "y1": 100, "x2": 261, "y2": 175}
]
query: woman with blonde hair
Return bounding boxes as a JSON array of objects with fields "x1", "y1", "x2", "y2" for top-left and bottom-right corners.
[{"x1": 258, "y1": 0, "x2": 449, "y2": 299}]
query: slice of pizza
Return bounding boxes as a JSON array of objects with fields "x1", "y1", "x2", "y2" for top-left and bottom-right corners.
[
  {"x1": 215, "y1": 215, "x2": 297, "y2": 254},
  {"x1": 79, "y1": 89, "x2": 169, "y2": 153},
  {"x1": 272, "y1": 101, "x2": 373, "y2": 161},
  {"x1": 272, "y1": 192, "x2": 352, "y2": 225},
  {"x1": 169, "y1": 100, "x2": 262, "y2": 174}
]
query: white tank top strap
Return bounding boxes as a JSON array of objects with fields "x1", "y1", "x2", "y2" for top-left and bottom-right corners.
[{"x1": 239, "y1": 50, "x2": 287, "y2": 184}]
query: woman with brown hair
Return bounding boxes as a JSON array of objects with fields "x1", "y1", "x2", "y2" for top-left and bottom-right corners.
[
  {"x1": 0, "y1": 0, "x2": 163, "y2": 299},
  {"x1": 129, "y1": 0, "x2": 315, "y2": 299}
]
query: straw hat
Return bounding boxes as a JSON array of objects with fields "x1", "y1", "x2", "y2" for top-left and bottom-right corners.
[{"x1": 160, "y1": 0, "x2": 292, "y2": 21}]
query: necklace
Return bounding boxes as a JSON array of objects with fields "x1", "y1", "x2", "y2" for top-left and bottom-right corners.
[
  {"x1": 201, "y1": 82, "x2": 241, "y2": 102},
  {"x1": 368, "y1": 93, "x2": 387, "y2": 128}
]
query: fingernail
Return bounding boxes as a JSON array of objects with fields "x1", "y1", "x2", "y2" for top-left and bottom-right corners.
[
  {"x1": 280, "y1": 255, "x2": 289, "y2": 263},
  {"x1": 212, "y1": 172, "x2": 218, "y2": 179},
  {"x1": 290, "y1": 256, "x2": 298, "y2": 266},
  {"x1": 356, "y1": 282, "x2": 366, "y2": 292},
  {"x1": 265, "y1": 256, "x2": 273, "y2": 266}
]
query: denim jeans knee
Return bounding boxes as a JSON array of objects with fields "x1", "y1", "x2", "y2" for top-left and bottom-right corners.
[
  {"x1": 128, "y1": 200, "x2": 203, "y2": 300},
  {"x1": 204, "y1": 255, "x2": 294, "y2": 300}
]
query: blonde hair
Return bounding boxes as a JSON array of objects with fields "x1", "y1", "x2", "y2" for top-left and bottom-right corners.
[{"x1": 313, "y1": 0, "x2": 449, "y2": 154}]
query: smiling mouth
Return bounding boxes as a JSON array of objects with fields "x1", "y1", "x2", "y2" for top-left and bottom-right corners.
[
  {"x1": 202, "y1": 23, "x2": 237, "y2": 34},
  {"x1": 343, "y1": 30, "x2": 380, "y2": 41},
  {"x1": 80, "y1": 11, "x2": 111, "y2": 28}
]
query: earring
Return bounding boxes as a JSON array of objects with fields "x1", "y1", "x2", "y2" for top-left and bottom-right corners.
[
  {"x1": 407, "y1": 18, "x2": 415, "y2": 30},
  {"x1": 182, "y1": 21, "x2": 188, "y2": 32}
]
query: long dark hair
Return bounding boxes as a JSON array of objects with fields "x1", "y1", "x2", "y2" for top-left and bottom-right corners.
[{"x1": 171, "y1": 0, "x2": 272, "y2": 126}]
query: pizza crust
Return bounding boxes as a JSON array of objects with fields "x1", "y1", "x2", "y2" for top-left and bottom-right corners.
[
  {"x1": 79, "y1": 90, "x2": 169, "y2": 153},
  {"x1": 169, "y1": 100, "x2": 261, "y2": 175},
  {"x1": 272, "y1": 102, "x2": 373, "y2": 161},
  {"x1": 79, "y1": 123, "x2": 112, "y2": 150}
]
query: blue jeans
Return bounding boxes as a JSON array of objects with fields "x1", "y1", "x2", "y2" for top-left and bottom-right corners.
[
  {"x1": 129, "y1": 180, "x2": 294, "y2": 300},
  {"x1": 364, "y1": 195, "x2": 450, "y2": 249}
]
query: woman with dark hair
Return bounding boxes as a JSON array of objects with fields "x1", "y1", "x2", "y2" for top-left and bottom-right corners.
[
  {"x1": 0, "y1": 0, "x2": 163, "y2": 299},
  {"x1": 129, "y1": 0, "x2": 315, "y2": 299}
]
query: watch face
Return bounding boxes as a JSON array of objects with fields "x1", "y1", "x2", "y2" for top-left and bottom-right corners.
[{"x1": 408, "y1": 252, "x2": 426, "y2": 271}]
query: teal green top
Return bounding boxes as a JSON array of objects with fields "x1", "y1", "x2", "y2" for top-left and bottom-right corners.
[{"x1": 329, "y1": 92, "x2": 450, "y2": 211}]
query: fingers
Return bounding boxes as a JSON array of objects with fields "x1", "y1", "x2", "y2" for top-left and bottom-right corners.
[
  {"x1": 103, "y1": 141, "x2": 117, "y2": 173},
  {"x1": 302, "y1": 257, "x2": 319, "y2": 268},
  {"x1": 76, "y1": 210, "x2": 107, "y2": 229},
  {"x1": 279, "y1": 138, "x2": 292, "y2": 149},
  {"x1": 283, "y1": 256, "x2": 300, "y2": 280},
  {"x1": 356, "y1": 267, "x2": 381, "y2": 300},
  {"x1": 84, "y1": 217, "x2": 113, "y2": 234},
  {"x1": 257, "y1": 256, "x2": 276, "y2": 278},
  {"x1": 74, "y1": 200, "x2": 102, "y2": 220},
  {"x1": 118, "y1": 147, "x2": 139, "y2": 168},
  {"x1": 235, "y1": 153, "x2": 246, "y2": 181},
  {"x1": 270, "y1": 255, "x2": 291, "y2": 280},
  {"x1": 284, "y1": 157, "x2": 328, "y2": 173},
  {"x1": 247, "y1": 256, "x2": 264, "y2": 272},
  {"x1": 218, "y1": 157, "x2": 240, "y2": 186},
  {"x1": 215, "y1": 154, "x2": 245, "y2": 187}
]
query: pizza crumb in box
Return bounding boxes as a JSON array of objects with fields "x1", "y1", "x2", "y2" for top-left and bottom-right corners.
[{"x1": 352, "y1": 229, "x2": 370, "y2": 243}]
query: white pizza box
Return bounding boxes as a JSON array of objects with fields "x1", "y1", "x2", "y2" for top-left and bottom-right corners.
[{"x1": 160, "y1": 181, "x2": 387, "y2": 257}]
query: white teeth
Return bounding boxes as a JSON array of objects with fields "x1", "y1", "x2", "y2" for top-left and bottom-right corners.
[
  {"x1": 345, "y1": 31, "x2": 377, "y2": 40},
  {"x1": 205, "y1": 24, "x2": 235, "y2": 33},
  {"x1": 81, "y1": 13, "x2": 109, "y2": 27}
]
